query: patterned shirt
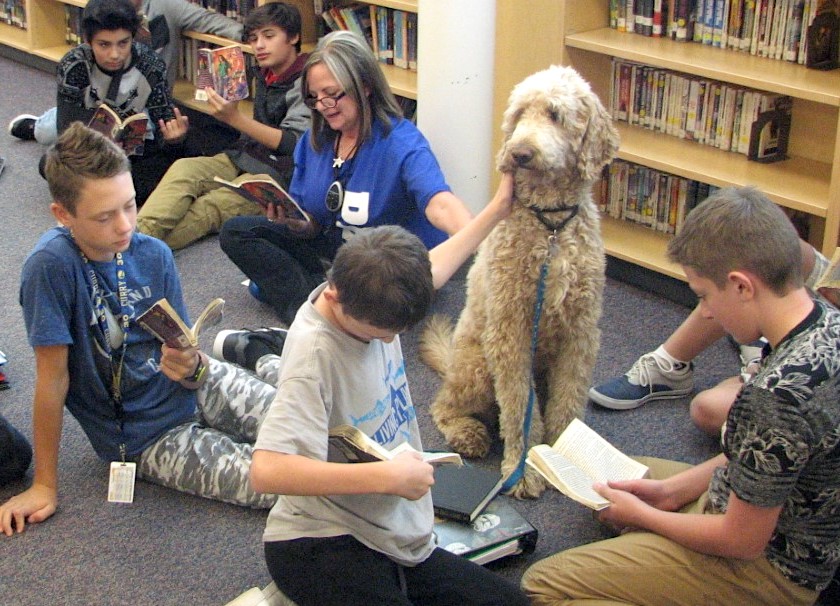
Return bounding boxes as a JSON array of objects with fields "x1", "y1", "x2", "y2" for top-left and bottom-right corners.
[{"x1": 708, "y1": 300, "x2": 840, "y2": 591}]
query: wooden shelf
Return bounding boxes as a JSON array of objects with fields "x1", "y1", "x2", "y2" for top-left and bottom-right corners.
[
  {"x1": 600, "y1": 216, "x2": 685, "y2": 281},
  {"x1": 367, "y1": 0, "x2": 416, "y2": 13},
  {"x1": 566, "y1": 28, "x2": 840, "y2": 107},
  {"x1": 173, "y1": 79, "x2": 253, "y2": 117},
  {"x1": 0, "y1": 22, "x2": 30, "y2": 51},
  {"x1": 615, "y1": 123, "x2": 831, "y2": 218}
]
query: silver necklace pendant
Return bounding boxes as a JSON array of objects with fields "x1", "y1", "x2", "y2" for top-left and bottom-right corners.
[{"x1": 333, "y1": 156, "x2": 345, "y2": 169}]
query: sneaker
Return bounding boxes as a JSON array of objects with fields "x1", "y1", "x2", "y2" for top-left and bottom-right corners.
[
  {"x1": 213, "y1": 327, "x2": 287, "y2": 371},
  {"x1": 8, "y1": 114, "x2": 37, "y2": 141},
  {"x1": 739, "y1": 337, "x2": 767, "y2": 382},
  {"x1": 247, "y1": 280, "x2": 267, "y2": 303},
  {"x1": 589, "y1": 352, "x2": 694, "y2": 410}
]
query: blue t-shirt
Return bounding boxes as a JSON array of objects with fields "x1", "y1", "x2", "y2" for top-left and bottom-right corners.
[
  {"x1": 20, "y1": 228, "x2": 196, "y2": 461},
  {"x1": 289, "y1": 117, "x2": 450, "y2": 251}
]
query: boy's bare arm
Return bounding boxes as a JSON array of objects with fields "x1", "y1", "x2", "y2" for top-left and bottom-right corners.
[
  {"x1": 429, "y1": 173, "x2": 514, "y2": 289},
  {"x1": 0, "y1": 345, "x2": 69, "y2": 535},
  {"x1": 250, "y1": 450, "x2": 434, "y2": 501}
]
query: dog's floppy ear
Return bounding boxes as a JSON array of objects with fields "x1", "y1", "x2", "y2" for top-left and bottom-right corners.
[{"x1": 576, "y1": 96, "x2": 620, "y2": 182}]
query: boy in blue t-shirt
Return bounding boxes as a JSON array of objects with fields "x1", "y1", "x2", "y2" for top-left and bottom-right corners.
[{"x1": 0, "y1": 123, "x2": 283, "y2": 537}]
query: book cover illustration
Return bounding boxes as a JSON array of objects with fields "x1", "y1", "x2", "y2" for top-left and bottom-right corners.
[
  {"x1": 433, "y1": 497, "x2": 538, "y2": 566},
  {"x1": 195, "y1": 44, "x2": 249, "y2": 102},
  {"x1": 87, "y1": 104, "x2": 148, "y2": 156},
  {"x1": 136, "y1": 297, "x2": 224, "y2": 350},
  {"x1": 213, "y1": 174, "x2": 310, "y2": 223}
]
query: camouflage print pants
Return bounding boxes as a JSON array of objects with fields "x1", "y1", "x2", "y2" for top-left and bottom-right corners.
[{"x1": 137, "y1": 355, "x2": 284, "y2": 508}]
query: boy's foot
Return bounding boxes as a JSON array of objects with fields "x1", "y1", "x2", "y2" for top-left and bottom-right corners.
[
  {"x1": 8, "y1": 114, "x2": 37, "y2": 141},
  {"x1": 213, "y1": 328, "x2": 288, "y2": 371},
  {"x1": 739, "y1": 337, "x2": 767, "y2": 381},
  {"x1": 589, "y1": 352, "x2": 694, "y2": 410}
]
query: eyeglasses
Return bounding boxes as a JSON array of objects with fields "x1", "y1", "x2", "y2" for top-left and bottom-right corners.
[{"x1": 304, "y1": 91, "x2": 346, "y2": 110}]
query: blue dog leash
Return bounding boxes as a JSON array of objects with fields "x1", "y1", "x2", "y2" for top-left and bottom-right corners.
[{"x1": 500, "y1": 231, "x2": 558, "y2": 492}]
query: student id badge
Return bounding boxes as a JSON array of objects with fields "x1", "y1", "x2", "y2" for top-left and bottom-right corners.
[{"x1": 108, "y1": 461, "x2": 136, "y2": 503}]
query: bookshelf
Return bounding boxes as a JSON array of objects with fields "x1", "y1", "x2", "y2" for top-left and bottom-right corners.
[{"x1": 491, "y1": 3, "x2": 840, "y2": 281}]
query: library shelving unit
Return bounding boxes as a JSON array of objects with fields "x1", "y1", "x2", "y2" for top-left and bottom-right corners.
[
  {"x1": 0, "y1": 0, "x2": 416, "y2": 114},
  {"x1": 566, "y1": 5, "x2": 840, "y2": 280},
  {"x1": 493, "y1": 3, "x2": 840, "y2": 282}
]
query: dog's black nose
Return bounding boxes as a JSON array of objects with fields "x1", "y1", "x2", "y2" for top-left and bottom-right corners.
[{"x1": 511, "y1": 148, "x2": 534, "y2": 167}]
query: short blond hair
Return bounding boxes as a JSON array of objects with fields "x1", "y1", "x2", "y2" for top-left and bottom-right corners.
[{"x1": 43, "y1": 122, "x2": 130, "y2": 215}]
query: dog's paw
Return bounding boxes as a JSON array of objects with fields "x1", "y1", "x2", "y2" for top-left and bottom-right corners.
[
  {"x1": 504, "y1": 467, "x2": 546, "y2": 500},
  {"x1": 440, "y1": 418, "x2": 492, "y2": 459}
]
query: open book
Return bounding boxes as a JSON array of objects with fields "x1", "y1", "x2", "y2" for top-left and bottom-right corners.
[
  {"x1": 213, "y1": 174, "x2": 309, "y2": 223},
  {"x1": 526, "y1": 418, "x2": 649, "y2": 510},
  {"x1": 136, "y1": 297, "x2": 224, "y2": 350},
  {"x1": 814, "y1": 247, "x2": 840, "y2": 308},
  {"x1": 88, "y1": 104, "x2": 148, "y2": 156},
  {"x1": 194, "y1": 44, "x2": 249, "y2": 102},
  {"x1": 328, "y1": 424, "x2": 462, "y2": 466}
]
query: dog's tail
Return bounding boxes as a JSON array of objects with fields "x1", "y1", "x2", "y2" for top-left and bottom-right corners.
[{"x1": 419, "y1": 314, "x2": 455, "y2": 376}]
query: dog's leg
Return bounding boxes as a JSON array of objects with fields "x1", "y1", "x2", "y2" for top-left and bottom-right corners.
[
  {"x1": 430, "y1": 319, "x2": 496, "y2": 458},
  {"x1": 542, "y1": 304, "x2": 602, "y2": 445}
]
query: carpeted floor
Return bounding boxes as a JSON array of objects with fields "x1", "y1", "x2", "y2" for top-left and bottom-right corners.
[{"x1": 0, "y1": 52, "x2": 754, "y2": 605}]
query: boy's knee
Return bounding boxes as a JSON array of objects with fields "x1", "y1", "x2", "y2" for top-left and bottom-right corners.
[{"x1": 690, "y1": 390, "x2": 727, "y2": 436}]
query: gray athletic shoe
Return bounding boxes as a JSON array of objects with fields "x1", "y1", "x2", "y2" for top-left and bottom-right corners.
[{"x1": 589, "y1": 352, "x2": 694, "y2": 410}]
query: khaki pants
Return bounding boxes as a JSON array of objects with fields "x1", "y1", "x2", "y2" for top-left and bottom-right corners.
[
  {"x1": 521, "y1": 457, "x2": 817, "y2": 606},
  {"x1": 136, "y1": 153, "x2": 261, "y2": 250}
]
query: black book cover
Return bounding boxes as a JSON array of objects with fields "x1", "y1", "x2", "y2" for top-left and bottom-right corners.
[{"x1": 431, "y1": 464, "x2": 504, "y2": 523}]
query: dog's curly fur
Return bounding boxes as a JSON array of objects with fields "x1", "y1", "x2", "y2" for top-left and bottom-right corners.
[{"x1": 421, "y1": 66, "x2": 619, "y2": 498}]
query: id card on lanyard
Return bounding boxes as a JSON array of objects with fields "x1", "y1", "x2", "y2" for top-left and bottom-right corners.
[{"x1": 77, "y1": 245, "x2": 137, "y2": 503}]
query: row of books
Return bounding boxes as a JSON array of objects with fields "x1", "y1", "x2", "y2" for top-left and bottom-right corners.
[
  {"x1": 185, "y1": 0, "x2": 259, "y2": 23},
  {"x1": 610, "y1": 0, "x2": 830, "y2": 65},
  {"x1": 0, "y1": 0, "x2": 26, "y2": 29},
  {"x1": 610, "y1": 57, "x2": 793, "y2": 157},
  {"x1": 64, "y1": 5, "x2": 82, "y2": 46},
  {"x1": 597, "y1": 159, "x2": 720, "y2": 235},
  {"x1": 320, "y1": 2, "x2": 418, "y2": 72}
]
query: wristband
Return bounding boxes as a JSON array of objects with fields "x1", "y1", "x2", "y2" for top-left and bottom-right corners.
[{"x1": 187, "y1": 357, "x2": 207, "y2": 383}]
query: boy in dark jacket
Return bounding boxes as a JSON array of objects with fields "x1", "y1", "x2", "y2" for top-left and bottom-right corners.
[{"x1": 135, "y1": 2, "x2": 310, "y2": 250}]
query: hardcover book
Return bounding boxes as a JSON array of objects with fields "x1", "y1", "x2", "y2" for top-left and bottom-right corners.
[
  {"x1": 87, "y1": 104, "x2": 148, "y2": 156},
  {"x1": 194, "y1": 44, "x2": 249, "y2": 102},
  {"x1": 526, "y1": 418, "x2": 649, "y2": 510},
  {"x1": 430, "y1": 463, "x2": 504, "y2": 523},
  {"x1": 433, "y1": 497, "x2": 538, "y2": 566},
  {"x1": 136, "y1": 297, "x2": 224, "y2": 350}
]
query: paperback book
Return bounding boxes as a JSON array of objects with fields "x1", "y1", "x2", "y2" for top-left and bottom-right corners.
[
  {"x1": 194, "y1": 44, "x2": 249, "y2": 102},
  {"x1": 526, "y1": 418, "x2": 649, "y2": 510},
  {"x1": 213, "y1": 174, "x2": 309, "y2": 223},
  {"x1": 136, "y1": 297, "x2": 225, "y2": 350},
  {"x1": 328, "y1": 424, "x2": 463, "y2": 466},
  {"x1": 87, "y1": 104, "x2": 148, "y2": 156}
]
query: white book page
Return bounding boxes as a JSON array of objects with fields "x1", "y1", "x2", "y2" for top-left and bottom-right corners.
[
  {"x1": 527, "y1": 447, "x2": 607, "y2": 509},
  {"x1": 553, "y1": 419, "x2": 648, "y2": 483}
]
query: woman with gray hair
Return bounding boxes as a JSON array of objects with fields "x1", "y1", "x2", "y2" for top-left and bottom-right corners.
[{"x1": 218, "y1": 30, "x2": 478, "y2": 328}]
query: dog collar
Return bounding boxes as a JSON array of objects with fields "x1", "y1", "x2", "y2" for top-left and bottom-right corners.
[{"x1": 526, "y1": 203, "x2": 579, "y2": 232}]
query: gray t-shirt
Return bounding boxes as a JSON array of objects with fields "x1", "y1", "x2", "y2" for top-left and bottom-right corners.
[{"x1": 255, "y1": 284, "x2": 435, "y2": 566}]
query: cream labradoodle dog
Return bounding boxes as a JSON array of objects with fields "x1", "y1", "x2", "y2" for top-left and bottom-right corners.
[{"x1": 421, "y1": 66, "x2": 619, "y2": 499}]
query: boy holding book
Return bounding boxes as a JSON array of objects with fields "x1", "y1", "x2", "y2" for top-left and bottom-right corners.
[
  {"x1": 249, "y1": 182, "x2": 529, "y2": 605},
  {"x1": 135, "y1": 2, "x2": 310, "y2": 250},
  {"x1": 522, "y1": 187, "x2": 840, "y2": 605},
  {"x1": 39, "y1": 0, "x2": 191, "y2": 206},
  {"x1": 0, "y1": 123, "x2": 289, "y2": 537}
]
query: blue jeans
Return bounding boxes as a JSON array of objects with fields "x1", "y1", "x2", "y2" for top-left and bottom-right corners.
[
  {"x1": 219, "y1": 216, "x2": 339, "y2": 325},
  {"x1": 265, "y1": 535, "x2": 530, "y2": 606}
]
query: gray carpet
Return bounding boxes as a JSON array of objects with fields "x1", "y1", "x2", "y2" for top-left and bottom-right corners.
[{"x1": 0, "y1": 54, "x2": 737, "y2": 605}]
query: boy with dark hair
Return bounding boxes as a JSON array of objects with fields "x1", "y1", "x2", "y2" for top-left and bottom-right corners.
[
  {"x1": 522, "y1": 186, "x2": 840, "y2": 606},
  {"x1": 135, "y1": 1, "x2": 310, "y2": 250},
  {"x1": 41, "y1": 0, "x2": 190, "y2": 206},
  {"x1": 248, "y1": 177, "x2": 529, "y2": 605},
  {"x1": 0, "y1": 123, "x2": 289, "y2": 537}
]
